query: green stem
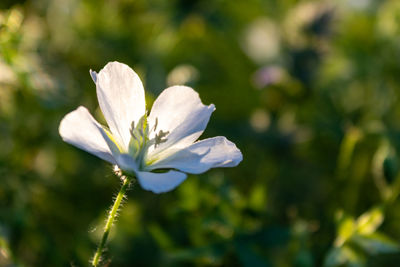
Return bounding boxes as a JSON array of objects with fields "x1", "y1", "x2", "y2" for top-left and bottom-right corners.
[{"x1": 91, "y1": 176, "x2": 132, "y2": 267}]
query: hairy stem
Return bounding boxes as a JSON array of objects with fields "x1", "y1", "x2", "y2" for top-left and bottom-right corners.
[{"x1": 91, "y1": 175, "x2": 132, "y2": 267}]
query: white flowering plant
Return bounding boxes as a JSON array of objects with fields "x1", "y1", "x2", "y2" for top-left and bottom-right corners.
[{"x1": 59, "y1": 61, "x2": 242, "y2": 265}]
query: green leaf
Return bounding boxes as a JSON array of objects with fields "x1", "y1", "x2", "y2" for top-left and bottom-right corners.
[
  {"x1": 352, "y1": 233, "x2": 400, "y2": 255},
  {"x1": 323, "y1": 246, "x2": 364, "y2": 267},
  {"x1": 335, "y1": 216, "x2": 356, "y2": 247},
  {"x1": 355, "y1": 207, "x2": 384, "y2": 235}
]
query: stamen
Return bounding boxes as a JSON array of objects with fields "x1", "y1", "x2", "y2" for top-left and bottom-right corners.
[
  {"x1": 154, "y1": 130, "x2": 169, "y2": 148},
  {"x1": 127, "y1": 115, "x2": 170, "y2": 166},
  {"x1": 153, "y1": 117, "x2": 158, "y2": 132},
  {"x1": 130, "y1": 121, "x2": 135, "y2": 134}
]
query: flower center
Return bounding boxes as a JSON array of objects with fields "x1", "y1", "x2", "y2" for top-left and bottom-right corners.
[{"x1": 128, "y1": 114, "x2": 169, "y2": 168}]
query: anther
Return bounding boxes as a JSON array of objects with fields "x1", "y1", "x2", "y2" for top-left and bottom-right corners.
[
  {"x1": 154, "y1": 130, "x2": 169, "y2": 148},
  {"x1": 153, "y1": 118, "x2": 158, "y2": 132}
]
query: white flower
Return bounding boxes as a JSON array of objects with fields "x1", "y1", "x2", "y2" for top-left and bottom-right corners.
[{"x1": 59, "y1": 62, "x2": 242, "y2": 193}]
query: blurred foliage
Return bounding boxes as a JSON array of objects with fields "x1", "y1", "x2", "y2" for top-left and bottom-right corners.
[{"x1": 2, "y1": 0, "x2": 400, "y2": 266}]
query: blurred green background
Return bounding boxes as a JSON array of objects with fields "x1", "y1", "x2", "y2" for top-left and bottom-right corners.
[{"x1": 2, "y1": 0, "x2": 400, "y2": 266}]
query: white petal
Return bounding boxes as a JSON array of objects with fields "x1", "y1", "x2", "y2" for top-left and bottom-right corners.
[
  {"x1": 147, "y1": 86, "x2": 215, "y2": 156},
  {"x1": 147, "y1": 136, "x2": 242, "y2": 174},
  {"x1": 136, "y1": 170, "x2": 187, "y2": 193},
  {"x1": 59, "y1": 106, "x2": 116, "y2": 164},
  {"x1": 115, "y1": 154, "x2": 138, "y2": 173},
  {"x1": 93, "y1": 127, "x2": 139, "y2": 173},
  {"x1": 95, "y1": 62, "x2": 146, "y2": 150},
  {"x1": 90, "y1": 69, "x2": 97, "y2": 83}
]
